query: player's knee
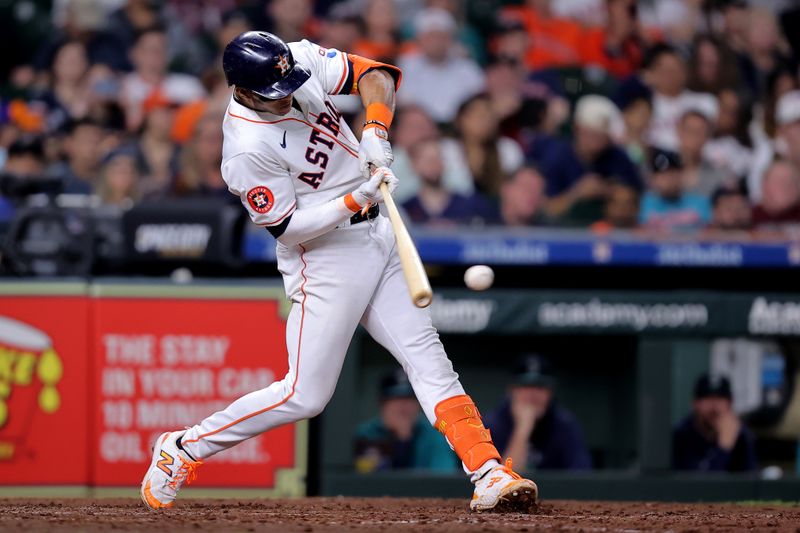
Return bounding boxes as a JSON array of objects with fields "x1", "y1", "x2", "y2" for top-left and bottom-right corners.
[{"x1": 293, "y1": 394, "x2": 329, "y2": 418}]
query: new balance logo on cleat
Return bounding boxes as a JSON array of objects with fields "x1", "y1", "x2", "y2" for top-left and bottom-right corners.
[{"x1": 140, "y1": 431, "x2": 203, "y2": 510}]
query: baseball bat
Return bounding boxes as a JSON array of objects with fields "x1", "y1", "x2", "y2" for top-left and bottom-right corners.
[{"x1": 379, "y1": 180, "x2": 433, "y2": 308}]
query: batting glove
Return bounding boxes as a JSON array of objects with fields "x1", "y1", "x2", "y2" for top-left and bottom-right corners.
[
  {"x1": 352, "y1": 166, "x2": 398, "y2": 208},
  {"x1": 359, "y1": 127, "x2": 393, "y2": 177}
]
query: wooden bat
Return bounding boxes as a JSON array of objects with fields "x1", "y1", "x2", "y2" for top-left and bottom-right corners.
[{"x1": 378, "y1": 180, "x2": 433, "y2": 308}]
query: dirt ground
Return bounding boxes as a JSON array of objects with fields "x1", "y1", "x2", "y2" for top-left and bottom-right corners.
[{"x1": 2, "y1": 498, "x2": 799, "y2": 532}]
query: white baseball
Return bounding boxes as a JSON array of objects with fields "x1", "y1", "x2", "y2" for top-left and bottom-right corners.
[{"x1": 464, "y1": 265, "x2": 494, "y2": 291}]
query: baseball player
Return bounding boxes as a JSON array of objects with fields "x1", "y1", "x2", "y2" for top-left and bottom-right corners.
[{"x1": 140, "y1": 31, "x2": 538, "y2": 512}]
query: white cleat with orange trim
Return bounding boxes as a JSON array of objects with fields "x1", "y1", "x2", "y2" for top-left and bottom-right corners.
[
  {"x1": 140, "y1": 431, "x2": 203, "y2": 510},
  {"x1": 470, "y1": 459, "x2": 539, "y2": 513}
]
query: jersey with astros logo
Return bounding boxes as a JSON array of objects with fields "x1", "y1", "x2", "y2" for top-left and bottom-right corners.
[{"x1": 221, "y1": 40, "x2": 401, "y2": 227}]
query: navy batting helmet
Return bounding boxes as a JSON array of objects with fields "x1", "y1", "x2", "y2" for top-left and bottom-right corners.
[{"x1": 223, "y1": 31, "x2": 311, "y2": 100}]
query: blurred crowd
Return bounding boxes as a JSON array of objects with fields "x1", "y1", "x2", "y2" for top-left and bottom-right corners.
[{"x1": 2, "y1": 0, "x2": 800, "y2": 236}]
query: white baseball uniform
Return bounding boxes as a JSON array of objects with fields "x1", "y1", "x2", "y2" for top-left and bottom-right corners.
[{"x1": 180, "y1": 41, "x2": 471, "y2": 468}]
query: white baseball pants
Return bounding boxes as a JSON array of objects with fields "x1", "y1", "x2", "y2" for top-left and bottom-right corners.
[{"x1": 181, "y1": 214, "x2": 466, "y2": 460}]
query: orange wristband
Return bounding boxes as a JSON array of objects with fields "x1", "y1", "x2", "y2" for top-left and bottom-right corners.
[
  {"x1": 364, "y1": 102, "x2": 393, "y2": 132},
  {"x1": 343, "y1": 193, "x2": 362, "y2": 213}
]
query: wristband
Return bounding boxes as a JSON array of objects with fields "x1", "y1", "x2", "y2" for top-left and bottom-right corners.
[
  {"x1": 344, "y1": 193, "x2": 362, "y2": 212},
  {"x1": 364, "y1": 102, "x2": 393, "y2": 131}
]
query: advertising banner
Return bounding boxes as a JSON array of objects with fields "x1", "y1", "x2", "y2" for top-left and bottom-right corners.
[
  {"x1": 91, "y1": 285, "x2": 304, "y2": 491},
  {"x1": 0, "y1": 286, "x2": 91, "y2": 484}
]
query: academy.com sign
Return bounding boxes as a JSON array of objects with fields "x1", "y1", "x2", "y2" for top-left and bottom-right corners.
[{"x1": 537, "y1": 299, "x2": 709, "y2": 331}]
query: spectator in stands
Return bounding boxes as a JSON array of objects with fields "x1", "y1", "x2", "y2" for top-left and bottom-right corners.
[
  {"x1": 354, "y1": 370, "x2": 457, "y2": 473},
  {"x1": 120, "y1": 27, "x2": 206, "y2": 132},
  {"x1": 318, "y1": 3, "x2": 363, "y2": 54},
  {"x1": 581, "y1": 0, "x2": 644, "y2": 79},
  {"x1": 708, "y1": 185, "x2": 752, "y2": 231},
  {"x1": 398, "y1": 8, "x2": 484, "y2": 124},
  {"x1": 499, "y1": 166, "x2": 548, "y2": 227},
  {"x1": 265, "y1": 0, "x2": 317, "y2": 44},
  {"x1": 500, "y1": 0, "x2": 583, "y2": 71},
  {"x1": 0, "y1": 138, "x2": 47, "y2": 223},
  {"x1": 672, "y1": 374, "x2": 757, "y2": 472},
  {"x1": 172, "y1": 114, "x2": 226, "y2": 198},
  {"x1": 391, "y1": 105, "x2": 448, "y2": 202},
  {"x1": 489, "y1": 16, "x2": 529, "y2": 68},
  {"x1": 134, "y1": 98, "x2": 179, "y2": 198},
  {"x1": 643, "y1": 44, "x2": 718, "y2": 152},
  {"x1": 538, "y1": 94, "x2": 641, "y2": 225},
  {"x1": 33, "y1": 0, "x2": 128, "y2": 74},
  {"x1": 96, "y1": 146, "x2": 141, "y2": 207},
  {"x1": 739, "y1": 8, "x2": 792, "y2": 100},
  {"x1": 486, "y1": 355, "x2": 592, "y2": 471},
  {"x1": 353, "y1": 0, "x2": 400, "y2": 63},
  {"x1": 43, "y1": 41, "x2": 91, "y2": 129},
  {"x1": 640, "y1": 149, "x2": 712, "y2": 231},
  {"x1": 775, "y1": 91, "x2": 800, "y2": 171},
  {"x1": 614, "y1": 76, "x2": 653, "y2": 171},
  {"x1": 443, "y1": 94, "x2": 524, "y2": 198},
  {"x1": 106, "y1": 0, "x2": 164, "y2": 54},
  {"x1": 677, "y1": 109, "x2": 735, "y2": 196},
  {"x1": 47, "y1": 118, "x2": 106, "y2": 194},
  {"x1": 686, "y1": 35, "x2": 740, "y2": 96},
  {"x1": 752, "y1": 160, "x2": 800, "y2": 228},
  {"x1": 401, "y1": 138, "x2": 496, "y2": 225},
  {"x1": 591, "y1": 181, "x2": 640, "y2": 232},
  {"x1": 704, "y1": 88, "x2": 754, "y2": 182}
]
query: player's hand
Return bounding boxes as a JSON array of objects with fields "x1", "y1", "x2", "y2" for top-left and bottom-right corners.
[
  {"x1": 510, "y1": 399, "x2": 539, "y2": 435},
  {"x1": 359, "y1": 127, "x2": 393, "y2": 177},
  {"x1": 352, "y1": 166, "x2": 398, "y2": 208},
  {"x1": 715, "y1": 410, "x2": 741, "y2": 451}
]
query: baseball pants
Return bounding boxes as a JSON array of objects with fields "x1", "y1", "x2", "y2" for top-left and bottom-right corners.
[{"x1": 181, "y1": 214, "x2": 466, "y2": 460}]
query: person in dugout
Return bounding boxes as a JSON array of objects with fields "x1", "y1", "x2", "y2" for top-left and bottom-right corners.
[
  {"x1": 486, "y1": 355, "x2": 592, "y2": 471},
  {"x1": 672, "y1": 374, "x2": 757, "y2": 472},
  {"x1": 354, "y1": 370, "x2": 459, "y2": 472}
]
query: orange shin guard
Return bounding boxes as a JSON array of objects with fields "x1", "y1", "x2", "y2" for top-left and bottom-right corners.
[{"x1": 434, "y1": 394, "x2": 501, "y2": 472}]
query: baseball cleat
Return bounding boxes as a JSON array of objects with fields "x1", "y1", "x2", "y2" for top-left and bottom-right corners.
[
  {"x1": 140, "y1": 431, "x2": 203, "y2": 510},
  {"x1": 470, "y1": 459, "x2": 538, "y2": 513}
]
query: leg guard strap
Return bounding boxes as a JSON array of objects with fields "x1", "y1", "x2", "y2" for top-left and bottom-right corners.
[{"x1": 434, "y1": 394, "x2": 501, "y2": 472}]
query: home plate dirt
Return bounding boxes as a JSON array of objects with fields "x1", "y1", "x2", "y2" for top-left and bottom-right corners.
[{"x1": 2, "y1": 498, "x2": 799, "y2": 532}]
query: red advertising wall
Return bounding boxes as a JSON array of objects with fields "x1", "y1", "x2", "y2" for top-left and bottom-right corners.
[
  {"x1": 91, "y1": 296, "x2": 296, "y2": 488},
  {"x1": 0, "y1": 295, "x2": 91, "y2": 484},
  {"x1": 0, "y1": 284, "x2": 304, "y2": 492}
]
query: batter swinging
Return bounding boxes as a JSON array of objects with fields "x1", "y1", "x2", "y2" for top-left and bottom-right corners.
[{"x1": 140, "y1": 31, "x2": 538, "y2": 513}]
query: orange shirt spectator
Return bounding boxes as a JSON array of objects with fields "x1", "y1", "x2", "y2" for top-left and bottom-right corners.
[
  {"x1": 502, "y1": 4, "x2": 583, "y2": 71},
  {"x1": 581, "y1": 28, "x2": 643, "y2": 78}
]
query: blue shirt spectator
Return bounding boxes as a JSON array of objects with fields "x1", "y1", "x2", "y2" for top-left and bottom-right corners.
[
  {"x1": 538, "y1": 139, "x2": 642, "y2": 197},
  {"x1": 403, "y1": 193, "x2": 498, "y2": 225},
  {"x1": 672, "y1": 374, "x2": 758, "y2": 472},
  {"x1": 639, "y1": 148, "x2": 712, "y2": 230},
  {"x1": 640, "y1": 191, "x2": 712, "y2": 229},
  {"x1": 533, "y1": 95, "x2": 642, "y2": 225}
]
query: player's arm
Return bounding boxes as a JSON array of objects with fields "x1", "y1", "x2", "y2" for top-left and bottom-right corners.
[
  {"x1": 356, "y1": 68, "x2": 397, "y2": 175},
  {"x1": 225, "y1": 152, "x2": 398, "y2": 246},
  {"x1": 274, "y1": 167, "x2": 398, "y2": 247},
  {"x1": 291, "y1": 41, "x2": 401, "y2": 174}
]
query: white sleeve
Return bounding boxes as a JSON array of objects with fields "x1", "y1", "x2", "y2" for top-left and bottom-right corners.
[
  {"x1": 277, "y1": 198, "x2": 354, "y2": 247},
  {"x1": 223, "y1": 153, "x2": 297, "y2": 226},
  {"x1": 289, "y1": 40, "x2": 353, "y2": 96}
]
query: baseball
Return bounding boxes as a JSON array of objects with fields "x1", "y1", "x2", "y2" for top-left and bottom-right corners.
[{"x1": 464, "y1": 265, "x2": 494, "y2": 291}]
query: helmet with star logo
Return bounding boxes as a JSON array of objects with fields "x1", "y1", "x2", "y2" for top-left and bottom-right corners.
[{"x1": 223, "y1": 31, "x2": 311, "y2": 100}]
